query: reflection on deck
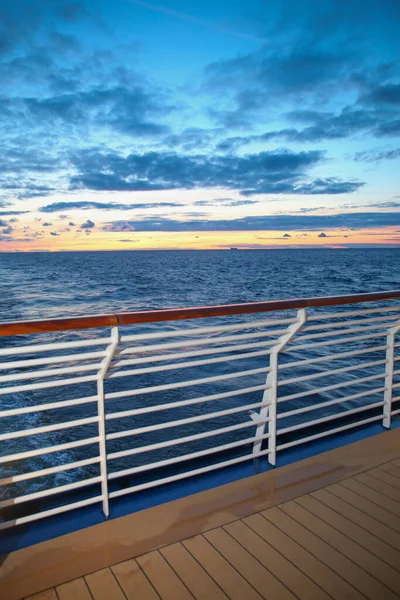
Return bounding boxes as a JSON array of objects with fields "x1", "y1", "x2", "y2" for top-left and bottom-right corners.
[{"x1": 2, "y1": 427, "x2": 400, "y2": 599}]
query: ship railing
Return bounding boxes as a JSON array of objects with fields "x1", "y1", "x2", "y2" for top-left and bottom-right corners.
[{"x1": 0, "y1": 290, "x2": 399, "y2": 530}]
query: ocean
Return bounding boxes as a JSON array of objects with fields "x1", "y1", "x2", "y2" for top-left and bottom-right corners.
[{"x1": 0, "y1": 248, "x2": 399, "y2": 506}]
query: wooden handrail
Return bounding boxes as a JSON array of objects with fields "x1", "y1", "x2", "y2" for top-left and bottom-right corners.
[{"x1": 1, "y1": 290, "x2": 400, "y2": 337}]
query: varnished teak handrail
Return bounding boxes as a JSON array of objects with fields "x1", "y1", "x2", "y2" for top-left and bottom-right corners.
[{"x1": 1, "y1": 290, "x2": 400, "y2": 336}]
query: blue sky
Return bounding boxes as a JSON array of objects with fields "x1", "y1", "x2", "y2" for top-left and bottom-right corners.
[{"x1": 0, "y1": 0, "x2": 399, "y2": 249}]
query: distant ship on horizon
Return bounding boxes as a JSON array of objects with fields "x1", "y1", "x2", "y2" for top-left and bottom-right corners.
[{"x1": 230, "y1": 247, "x2": 238, "y2": 251}]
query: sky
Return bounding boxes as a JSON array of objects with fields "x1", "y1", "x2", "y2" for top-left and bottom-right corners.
[{"x1": 0, "y1": 0, "x2": 399, "y2": 251}]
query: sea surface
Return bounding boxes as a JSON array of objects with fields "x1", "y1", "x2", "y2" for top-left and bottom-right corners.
[{"x1": 0, "y1": 249, "x2": 399, "y2": 508}]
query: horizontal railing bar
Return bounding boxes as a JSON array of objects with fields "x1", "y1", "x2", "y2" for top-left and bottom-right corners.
[
  {"x1": 0, "y1": 337, "x2": 111, "y2": 357},
  {"x1": 120, "y1": 318, "x2": 296, "y2": 344},
  {"x1": 278, "y1": 401, "x2": 385, "y2": 435},
  {"x1": 278, "y1": 360, "x2": 387, "y2": 387},
  {"x1": 0, "y1": 363, "x2": 102, "y2": 384},
  {"x1": 106, "y1": 383, "x2": 270, "y2": 420},
  {"x1": 279, "y1": 345, "x2": 388, "y2": 370},
  {"x1": 0, "y1": 351, "x2": 107, "y2": 371},
  {"x1": 108, "y1": 348, "x2": 272, "y2": 379},
  {"x1": 393, "y1": 369, "x2": 400, "y2": 376},
  {"x1": 117, "y1": 329, "x2": 283, "y2": 356},
  {"x1": 288, "y1": 331, "x2": 386, "y2": 352},
  {"x1": 0, "y1": 436, "x2": 100, "y2": 464},
  {"x1": 0, "y1": 395, "x2": 98, "y2": 418},
  {"x1": 303, "y1": 314, "x2": 400, "y2": 332},
  {"x1": 112, "y1": 339, "x2": 276, "y2": 368},
  {"x1": 0, "y1": 374, "x2": 98, "y2": 396},
  {"x1": 277, "y1": 415, "x2": 383, "y2": 452},
  {"x1": 295, "y1": 323, "x2": 395, "y2": 342},
  {"x1": 392, "y1": 406, "x2": 400, "y2": 416},
  {"x1": 278, "y1": 372, "x2": 385, "y2": 403},
  {"x1": 108, "y1": 418, "x2": 267, "y2": 461},
  {"x1": 0, "y1": 457, "x2": 101, "y2": 486},
  {"x1": 105, "y1": 365, "x2": 270, "y2": 401},
  {"x1": 277, "y1": 386, "x2": 386, "y2": 420},
  {"x1": 0, "y1": 416, "x2": 99, "y2": 441},
  {"x1": 0, "y1": 476, "x2": 102, "y2": 509},
  {"x1": 109, "y1": 446, "x2": 272, "y2": 499},
  {"x1": 2, "y1": 291, "x2": 400, "y2": 336},
  {"x1": 307, "y1": 306, "x2": 400, "y2": 322},
  {"x1": 393, "y1": 382, "x2": 400, "y2": 390},
  {"x1": 0, "y1": 496, "x2": 103, "y2": 531},
  {"x1": 106, "y1": 400, "x2": 269, "y2": 440},
  {"x1": 109, "y1": 432, "x2": 271, "y2": 481}
]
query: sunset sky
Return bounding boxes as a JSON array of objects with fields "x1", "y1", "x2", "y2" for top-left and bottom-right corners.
[{"x1": 0, "y1": 0, "x2": 399, "y2": 251}]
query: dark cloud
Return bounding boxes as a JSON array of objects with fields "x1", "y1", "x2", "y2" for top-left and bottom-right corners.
[
  {"x1": 318, "y1": 232, "x2": 327, "y2": 237},
  {"x1": 119, "y1": 239, "x2": 138, "y2": 242},
  {"x1": 81, "y1": 219, "x2": 95, "y2": 229},
  {"x1": 103, "y1": 212, "x2": 400, "y2": 232},
  {"x1": 70, "y1": 148, "x2": 362, "y2": 196},
  {"x1": 42, "y1": 222, "x2": 52, "y2": 226},
  {"x1": 355, "y1": 148, "x2": 400, "y2": 162},
  {"x1": 40, "y1": 200, "x2": 183, "y2": 212},
  {"x1": 193, "y1": 198, "x2": 258, "y2": 207},
  {"x1": 0, "y1": 211, "x2": 29, "y2": 216},
  {"x1": 68, "y1": 221, "x2": 75, "y2": 226},
  {"x1": 283, "y1": 233, "x2": 291, "y2": 238},
  {"x1": 50, "y1": 231, "x2": 60, "y2": 236}
]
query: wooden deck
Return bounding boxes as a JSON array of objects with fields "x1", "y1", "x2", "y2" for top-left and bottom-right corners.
[{"x1": 2, "y1": 428, "x2": 400, "y2": 600}]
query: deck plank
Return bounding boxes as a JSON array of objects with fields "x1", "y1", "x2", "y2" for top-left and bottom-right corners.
[
  {"x1": 204, "y1": 526, "x2": 296, "y2": 600},
  {"x1": 326, "y1": 482, "x2": 400, "y2": 533},
  {"x1": 112, "y1": 559, "x2": 160, "y2": 600},
  {"x1": 312, "y1": 487, "x2": 400, "y2": 550},
  {"x1": 223, "y1": 519, "x2": 329, "y2": 600},
  {"x1": 24, "y1": 590, "x2": 58, "y2": 600},
  {"x1": 391, "y1": 457, "x2": 400, "y2": 468},
  {"x1": 300, "y1": 493, "x2": 400, "y2": 569},
  {"x1": 160, "y1": 542, "x2": 228, "y2": 600},
  {"x1": 354, "y1": 472, "x2": 400, "y2": 502},
  {"x1": 367, "y1": 467, "x2": 400, "y2": 490},
  {"x1": 182, "y1": 533, "x2": 262, "y2": 600},
  {"x1": 56, "y1": 578, "x2": 93, "y2": 600},
  {"x1": 282, "y1": 499, "x2": 400, "y2": 598},
  {"x1": 267, "y1": 505, "x2": 392, "y2": 600},
  {"x1": 136, "y1": 550, "x2": 193, "y2": 600},
  {"x1": 85, "y1": 568, "x2": 126, "y2": 600},
  {"x1": 380, "y1": 462, "x2": 400, "y2": 476},
  {"x1": 244, "y1": 511, "x2": 364, "y2": 600},
  {"x1": 340, "y1": 477, "x2": 400, "y2": 516}
]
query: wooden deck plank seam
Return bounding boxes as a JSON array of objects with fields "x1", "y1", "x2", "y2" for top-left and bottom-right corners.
[
  {"x1": 166, "y1": 541, "x2": 231, "y2": 600},
  {"x1": 288, "y1": 499, "x2": 400, "y2": 597},
  {"x1": 341, "y1": 477, "x2": 400, "y2": 517},
  {"x1": 190, "y1": 533, "x2": 264, "y2": 600},
  {"x1": 256, "y1": 509, "x2": 368, "y2": 600},
  {"x1": 326, "y1": 482, "x2": 400, "y2": 530},
  {"x1": 152, "y1": 548, "x2": 197, "y2": 600},
  {"x1": 122, "y1": 558, "x2": 162, "y2": 600},
  {"x1": 201, "y1": 528, "x2": 296, "y2": 600},
  {"x1": 218, "y1": 524, "x2": 302, "y2": 600},
  {"x1": 233, "y1": 518, "x2": 334, "y2": 600},
  {"x1": 272, "y1": 504, "x2": 383, "y2": 599},
  {"x1": 296, "y1": 494, "x2": 400, "y2": 574},
  {"x1": 90, "y1": 567, "x2": 129, "y2": 600},
  {"x1": 309, "y1": 488, "x2": 400, "y2": 553}
]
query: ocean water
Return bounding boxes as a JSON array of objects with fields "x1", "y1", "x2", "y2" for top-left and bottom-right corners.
[{"x1": 0, "y1": 249, "x2": 399, "y2": 511}]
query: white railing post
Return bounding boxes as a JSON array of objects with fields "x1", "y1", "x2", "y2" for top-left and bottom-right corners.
[
  {"x1": 383, "y1": 325, "x2": 400, "y2": 429},
  {"x1": 97, "y1": 326, "x2": 119, "y2": 517},
  {"x1": 252, "y1": 309, "x2": 307, "y2": 466}
]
